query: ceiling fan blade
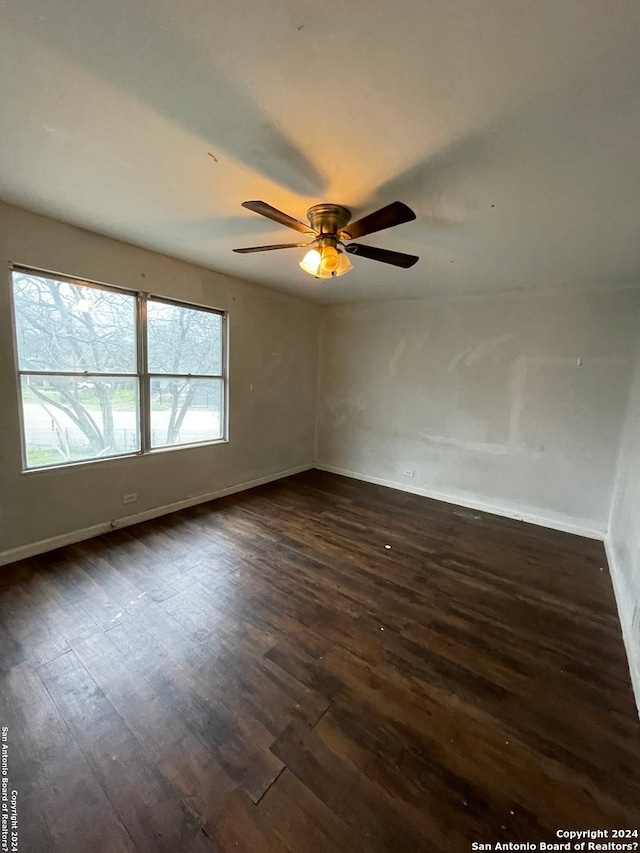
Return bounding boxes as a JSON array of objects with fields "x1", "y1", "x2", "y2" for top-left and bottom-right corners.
[
  {"x1": 241, "y1": 200, "x2": 316, "y2": 235},
  {"x1": 345, "y1": 243, "x2": 419, "y2": 268},
  {"x1": 342, "y1": 201, "x2": 416, "y2": 240},
  {"x1": 233, "y1": 242, "x2": 310, "y2": 253}
]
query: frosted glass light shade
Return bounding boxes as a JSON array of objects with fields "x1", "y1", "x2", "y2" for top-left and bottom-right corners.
[
  {"x1": 320, "y1": 245, "x2": 340, "y2": 273},
  {"x1": 300, "y1": 249, "x2": 321, "y2": 275},
  {"x1": 335, "y1": 251, "x2": 353, "y2": 276}
]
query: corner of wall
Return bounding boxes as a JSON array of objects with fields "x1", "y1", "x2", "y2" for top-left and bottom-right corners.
[
  {"x1": 604, "y1": 537, "x2": 640, "y2": 719},
  {"x1": 604, "y1": 308, "x2": 640, "y2": 719}
]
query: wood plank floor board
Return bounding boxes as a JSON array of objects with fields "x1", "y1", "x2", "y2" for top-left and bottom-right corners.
[
  {"x1": 313, "y1": 683, "x2": 617, "y2": 839},
  {"x1": 69, "y1": 630, "x2": 237, "y2": 822},
  {"x1": 0, "y1": 670, "x2": 57, "y2": 853},
  {"x1": 0, "y1": 567, "x2": 85, "y2": 667},
  {"x1": 255, "y1": 768, "x2": 371, "y2": 853},
  {"x1": 316, "y1": 640, "x2": 639, "y2": 827},
  {"x1": 57, "y1": 539, "x2": 158, "y2": 619},
  {"x1": 206, "y1": 788, "x2": 291, "y2": 853},
  {"x1": 1, "y1": 470, "x2": 638, "y2": 851},
  {"x1": 37, "y1": 650, "x2": 218, "y2": 853},
  {"x1": 33, "y1": 550, "x2": 135, "y2": 635},
  {"x1": 0, "y1": 615, "x2": 26, "y2": 672},
  {"x1": 99, "y1": 531, "x2": 184, "y2": 602},
  {"x1": 0, "y1": 662, "x2": 136, "y2": 852},
  {"x1": 105, "y1": 614, "x2": 285, "y2": 802},
  {"x1": 314, "y1": 702, "x2": 516, "y2": 850},
  {"x1": 270, "y1": 717, "x2": 440, "y2": 852},
  {"x1": 160, "y1": 592, "x2": 330, "y2": 738},
  {"x1": 159, "y1": 590, "x2": 273, "y2": 659},
  {"x1": 264, "y1": 638, "x2": 345, "y2": 699}
]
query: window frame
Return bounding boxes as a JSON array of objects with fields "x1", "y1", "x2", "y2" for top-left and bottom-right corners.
[{"x1": 10, "y1": 265, "x2": 228, "y2": 472}]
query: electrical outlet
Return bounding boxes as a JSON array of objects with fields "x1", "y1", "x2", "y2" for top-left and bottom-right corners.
[
  {"x1": 122, "y1": 492, "x2": 138, "y2": 505},
  {"x1": 403, "y1": 469, "x2": 415, "y2": 477}
]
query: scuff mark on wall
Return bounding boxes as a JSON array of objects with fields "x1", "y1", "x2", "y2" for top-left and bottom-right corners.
[
  {"x1": 447, "y1": 332, "x2": 515, "y2": 370},
  {"x1": 389, "y1": 339, "x2": 407, "y2": 377},
  {"x1": 464, "y1": 332, "x2": 515, "y2": 365},
  {"x1": 507, "y1": 355, "x2": 527, "y2": 446},
  {"x1": 447, "y1": 332, "x2": 514, "y2": 370},
  {"x1": 416, "y1": 432, "x2": 537, "y2": 456},
  {"x1": 325, "y1": 392, "x2": 368, "y2": 425},
  {"x1": 447, "y1": 345, "x2": 474, "y2": 371}
]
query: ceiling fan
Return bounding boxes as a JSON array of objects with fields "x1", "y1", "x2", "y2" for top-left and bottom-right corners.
[{"x1": 233, "y1": 200, "x2": 418, "y2": 279}]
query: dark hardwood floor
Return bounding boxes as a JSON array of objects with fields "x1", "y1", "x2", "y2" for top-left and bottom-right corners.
[{"x1": 1, "y1": 470, "x2": 639, "y2": 852}]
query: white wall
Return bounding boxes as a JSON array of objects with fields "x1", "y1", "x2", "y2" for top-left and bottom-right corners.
[
  {"x1": 316, "y1": 289, "x2": 640, "y2": 536},
  {"x1": 0, "y1": 203, "x2": 318, "y2": 562},
  {"x1": 607, "y1": 342, "x2": 640, "y2": 711}
]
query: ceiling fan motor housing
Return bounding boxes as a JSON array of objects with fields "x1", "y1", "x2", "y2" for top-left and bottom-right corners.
[{"x1": 306, "y1": 203, "x2": 351, "y2": 235}]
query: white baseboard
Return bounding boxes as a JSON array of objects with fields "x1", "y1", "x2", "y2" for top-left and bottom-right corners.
[
  {"x1": 315, "y1": 464, "x2": 605, "y2": 540},
  {"x1": 0, "y1": 463, "x2": 313, "y2": 567},
  {"x1": 604, "y1": 538, "x2": 640, "y2": 718}
]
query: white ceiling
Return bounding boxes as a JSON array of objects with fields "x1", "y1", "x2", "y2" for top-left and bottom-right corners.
[{"x1": 2, "y1": 0, "x2": 640, "y2": 303}]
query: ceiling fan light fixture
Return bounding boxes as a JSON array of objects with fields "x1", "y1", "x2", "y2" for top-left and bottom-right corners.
[
  {"x1": 319, "y1": 244, "x2": 340, "y2": 273},
  {"x1": 313, "y1": 267, "x2": 335, "y2": 280},
  {"x1": 299, "y1": 248, "x2": 321, "y2": 275},
  {"x1": 335, "y1": 250, "x2": 353, "y2": 277},
  {"x1": 299, "y1": 243, "x2": 353, "y2": 279}
]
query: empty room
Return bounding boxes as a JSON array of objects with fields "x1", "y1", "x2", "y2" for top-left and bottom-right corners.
[{"x1": 1, "y1": 0, "x2": 639, "y2": 851}]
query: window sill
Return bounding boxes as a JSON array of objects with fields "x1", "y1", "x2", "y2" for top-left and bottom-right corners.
[{"x1": 20, "y1": 438, "x2": 229, "y2": 475}]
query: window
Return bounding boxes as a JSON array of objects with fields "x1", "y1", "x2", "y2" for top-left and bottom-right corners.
[{"x1": 11, "y1": 268, "x2": 226, "y2": 469}]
